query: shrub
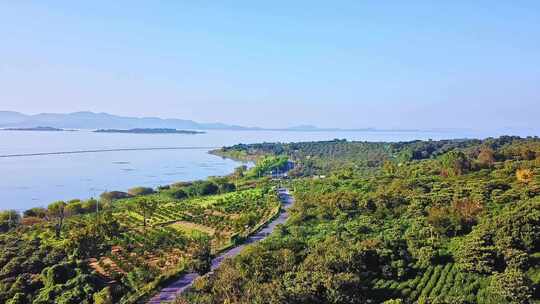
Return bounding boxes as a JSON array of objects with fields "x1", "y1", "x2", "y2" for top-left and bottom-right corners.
[
  {"x1": 455, "y1": 229, "x2": 499, "y2": 274},
  {"x1": 416, "y1": 266, "x2": 434, "y2": 293},
  {"x1": 477, "y1": 147, "x2": 496, "y2": 167},
  {"x1": 41, "y1": 263, "x2": 76, "y2": 287},
  {"x1": 82, "y1": 198, "x2": 99, "y2": 212},
  {"x1": 218, "y1": 182, "x2": 236, "y2": 194},
  {"x1": 171, "y1": 181, "x2": 193, "y2": 188},
  {"x1": 429, "y1": 263, "x2": 452, "y2": 298},
  {"x1": 0, "y1": 210, "x2": 21, "y2": 232},
  {"x1": 439, "y1": 151, "x2": 470, "y2": 176},
  {"x1": 100, "y1": 191, "x2": 131, "y2": 204},
  {"x1": 486, "y1": 268, "x2": 533, "y2": 304},
  {"x1": 6, "y1": 293, "x2": 26, "y2": 304},
  {"x1": 93, "y1": 287, "x2": 113, "y2": 304},
  {"x1": 420, "y1": 265, "x2": 442, "y2": 298},
  {"x1": 157, "y1": 185, "x2": 170, "y2": 191},
  {"x1": 188, "y1": 181, "x2": 219, "y2": 196},
  {"x1": 127, "y1": 187, "x2": 155, "y2": 196},
  {"x1": 23, "y1": 207, "x2": 47, "y2": 218},
  {"x1": 65, "y1": 201, "x2": 84, "y2": 215},
  {"x1": 516, "y1": 168, "x2": 534, "y2": 183},
  {"x1": 168, "y1": 188, "x2": 188, "y2": 200}
]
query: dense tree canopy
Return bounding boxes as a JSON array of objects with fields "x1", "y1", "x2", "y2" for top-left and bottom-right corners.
[
  {"x1": 1, "y1": 136, "x2": 539, "y2": 303},
  {"x1": 183, "y1": 136, "x2": 540, "y2": 304}
]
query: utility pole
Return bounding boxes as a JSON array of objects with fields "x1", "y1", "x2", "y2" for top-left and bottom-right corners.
[
  {"x1": 96, "y1": 190, "x2": 100, "y2": 215},
  {"x1": 93, "y1": 198, "x2": 99, "y2": 237}
]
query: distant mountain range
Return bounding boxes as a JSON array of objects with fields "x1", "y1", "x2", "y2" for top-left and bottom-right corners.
[
  {"x1": 0, "y1": 111, "x2": 428, "y2": 132},
  {"x1": 0, "y1": 111, "x2": 252, "y2": 130}
]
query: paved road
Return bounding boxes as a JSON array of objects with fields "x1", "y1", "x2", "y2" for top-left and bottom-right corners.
[{"x1": 147, "y1": 188, "x2": 294, "y2": 304}]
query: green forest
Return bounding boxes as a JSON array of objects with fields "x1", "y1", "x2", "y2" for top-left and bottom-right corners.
[
  {"x1": 188, "y1": 136, "x2": 540, "y2": 304},
  {"x1": 1, "y1": 136, "x2": 539, "y2": 303}
]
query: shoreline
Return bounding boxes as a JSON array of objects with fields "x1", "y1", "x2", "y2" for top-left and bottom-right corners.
[{"x1": 0, "y1": 149, "x2": 251, "y2": 213}]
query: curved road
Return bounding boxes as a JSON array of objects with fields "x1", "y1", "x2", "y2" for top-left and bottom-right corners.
[{"x1": 147, "y1": 188, "x2": 294, "y2": 303}]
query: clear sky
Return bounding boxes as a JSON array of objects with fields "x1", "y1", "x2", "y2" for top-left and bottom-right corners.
[{"x1": 1, "y1": 1, "x2": 539, "y2": 131}]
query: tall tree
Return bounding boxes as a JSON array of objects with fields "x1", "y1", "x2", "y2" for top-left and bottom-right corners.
[
  {"x1": 0, "y1": 210, "x2": 20, "y2": 232},
  {"x1": 477, "y1": 146, "x2": 496, "y2": 167},
  {"x1": 135, "y1": 197, "x2": 158, "y2": 229},
  {"x1": 47, "y1": 201, "x2": 67, "y2": 238},
  {"x1": 486, "y1": 268, "x2": 533, "y2": 304},
  {"x1": 439, "y1": 150, "x2": 470, "y2": 176}
]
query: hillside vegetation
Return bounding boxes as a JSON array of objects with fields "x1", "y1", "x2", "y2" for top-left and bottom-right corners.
[
  {"x1": 183, "y1": 136, "x2": 540, "y2": 304},
  {"x1": 0, "y1": 177, "x2": 280, "y2": 303},
  {"x1": 1, "y1": 136, "x2": 539, "y2": 304}
]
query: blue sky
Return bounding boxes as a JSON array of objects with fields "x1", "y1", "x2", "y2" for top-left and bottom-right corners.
[{"x1": 1, "y1": 1, "x2": 539, "y2": 131}]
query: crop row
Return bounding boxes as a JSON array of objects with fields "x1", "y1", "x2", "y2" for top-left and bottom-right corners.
[{"x1": 373, "y1": 263, "x2": 488, "y2": 303}]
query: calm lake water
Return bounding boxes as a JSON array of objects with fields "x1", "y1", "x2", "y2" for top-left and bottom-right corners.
[{"x1": 0, "y1": 129, "x2": 499, "y2": 211}]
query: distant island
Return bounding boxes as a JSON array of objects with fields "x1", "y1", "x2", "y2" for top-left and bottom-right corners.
[
  {"x1": 94, "y1": 128, "x2": 204, "y2": 134},
  {"x1": 0, "y1": 111, "x2": 446, "y2": 133},
  {"x1": 2, "y1": 126, "x2": 73, "y2": 132}
]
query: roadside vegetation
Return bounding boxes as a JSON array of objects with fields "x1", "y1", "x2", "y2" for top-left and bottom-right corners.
[
  {"x1": 182, "y1": 136, "x2": 540, "y2": 304},
  {"x1": 0, "y1": 175, "x2": 280, "y2": 303}
]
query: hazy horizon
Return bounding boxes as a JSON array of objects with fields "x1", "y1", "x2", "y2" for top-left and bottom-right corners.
[
  {"x1": 0, "y1": 109, "x2": 476, "y2": 131},
  {"x1": 1, "y1": 110, "x2": 535, "y2": 135},
  {"x1": 1, "y1": 2, "x2": 539, "y2": 132}
]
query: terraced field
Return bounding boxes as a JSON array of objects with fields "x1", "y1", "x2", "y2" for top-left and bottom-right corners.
[
  {"x1": 131, "y1": 189, "x2": 277, "y2": 233},
  {"x1": 373, "y1": 263, "x2": 490, "y2": 303},
  {"x1": 98, "y1": 188, "x2": 280, "y2": 275},
  {"x1": 168, "y1": 221, "x2": 216, "y2": 236},
  {"x1": 81, "y1": 187, "x2": 283, "y2": 304}
]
